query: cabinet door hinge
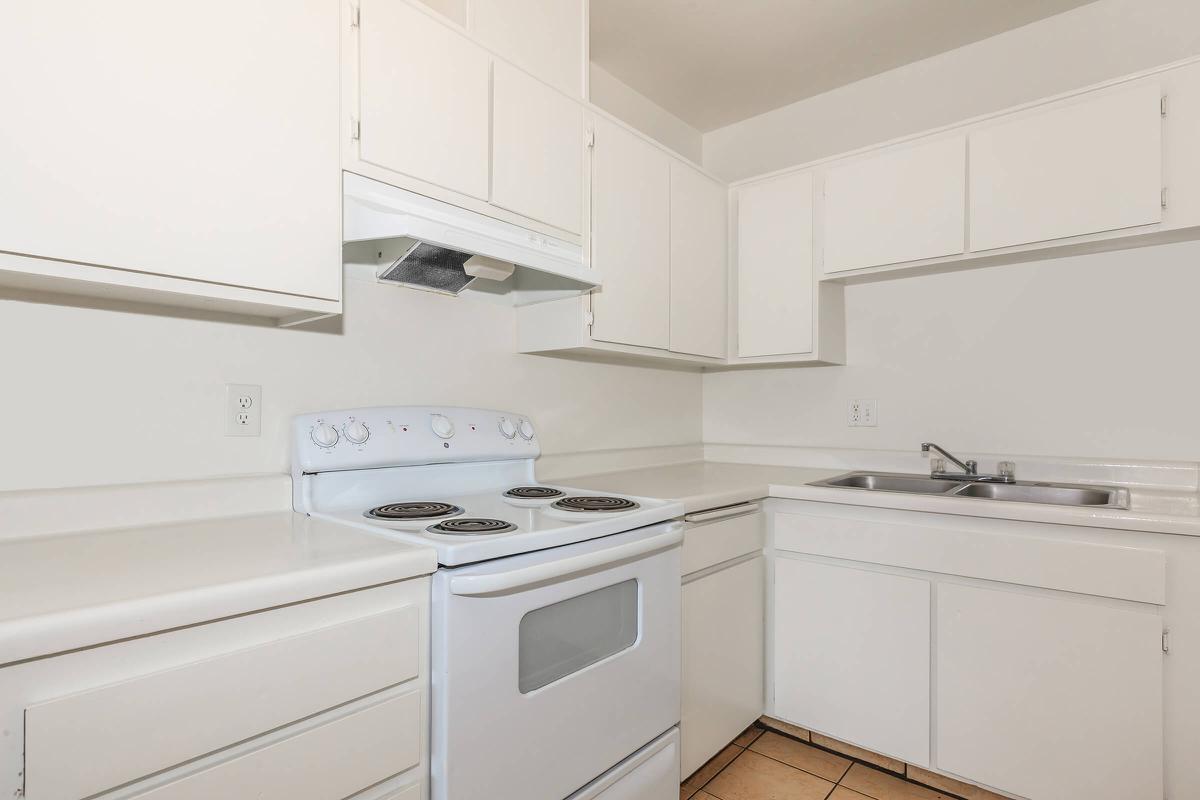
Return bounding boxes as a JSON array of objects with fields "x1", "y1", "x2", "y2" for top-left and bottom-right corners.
[
  {"x1": 351, "y1": 117, "x2": 361, "y2": 142},
  {"x1": 350, "y1": 4, "x2": 361, "y2": 27},
  {"x1": 1162, "y1": 187, "x2": 1169, "y2": 209},
  {"x1": 585, "y1": 126, "x2": 595, "y2": 149},
  {"x1": 1161, "y1": 95, "x2": 1168, "y2": 117},
  {"x1": 1163, "y1": 628, "x2": 1170, "y2": 653}
]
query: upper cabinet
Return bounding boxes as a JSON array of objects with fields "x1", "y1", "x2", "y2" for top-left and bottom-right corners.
[
  {"x1": 0, "y1": 0, "x2": 342, "y2": 322},
  {"x1": 470, "y1": 0, "x2": 586, "y2": 99},
  {"x1": 736, "y1": 172, "x2": 815, "y2": 358},
  {"x1": 590, "y1": 117, "x2": 672, "y2": 350},
  {"x1": 348, "y1": 0, "x2": 588, "y2": 240},
  {"x1": 670, "y1": 162, "x2": 728, "y2": 359},
  {"x1": 357, "y1": 0, "x2": 491, "y2": 200},
  {"x1": 969, "y1": 83, "x2": 1164, "y2": 251},
  {"x1": 823, "y1": 135, "x2": 966, "y2": 273},
  {"x1": 492, "y1": 62, "x2": 585, "y2": 236}
]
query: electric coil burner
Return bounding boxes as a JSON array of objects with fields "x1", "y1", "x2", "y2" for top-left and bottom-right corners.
[
  {"x1": 428, "y1": 518, "x2": 518, "y2": 535},
  {"x1": 503, "y1": 486, "x2": 565, "y2": 499},
  {"x1": 551, "y1": 496, "x2": 640, "y2": 513},
  {"x1": 366, "y1": 501, "x2": 463, "y2": 521}
]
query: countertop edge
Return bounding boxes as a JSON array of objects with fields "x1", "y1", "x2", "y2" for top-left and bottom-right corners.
[{"x1": 0, "y1": 548, "x2": 437, "y2": 668}]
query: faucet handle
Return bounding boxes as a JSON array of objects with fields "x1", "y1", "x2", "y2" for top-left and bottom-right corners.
[{"x1": 997, "y1": 460, "x2": 1016, "y2": 479}]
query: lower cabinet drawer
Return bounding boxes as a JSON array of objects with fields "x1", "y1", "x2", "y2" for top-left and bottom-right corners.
[
  {"x1": 24, "y1": 605, "x2": 419, "y2": 800},
  {"x1": 129, "y1": 690, "x2": 421, "y2": 800},
  {"x1": 682, "y1": 506, "x2": 763, "y2": 576}
]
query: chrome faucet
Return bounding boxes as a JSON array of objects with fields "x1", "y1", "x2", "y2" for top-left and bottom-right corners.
[{"x1": 921, "y1": 442, "x2": 1015, "y2": 483}]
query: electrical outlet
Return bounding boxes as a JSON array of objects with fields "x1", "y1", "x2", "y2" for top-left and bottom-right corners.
[
  {"x1": 225, "y1": 384, "x2": 262, "y2": 436},
  {"x1": 847, "y1": 399, "x2": 878, "y2": 427}
]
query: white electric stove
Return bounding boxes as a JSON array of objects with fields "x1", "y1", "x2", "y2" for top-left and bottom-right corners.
[{"x1": 293, "y1": 406, "x2": 684, "y2": 800}]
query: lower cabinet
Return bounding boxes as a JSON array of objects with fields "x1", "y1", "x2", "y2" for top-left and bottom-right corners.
[
  {"x1": 682, "y1": 555, "x2": 764, "y2": 776},
  {"x1": 773, "y1": 558, "x2": 931, "y2": 766},
  {"x1": 769, "y1": 502, "x2": 1168, "y2": 800},
  {"x1": 680, "y1": 505, "x2": 765, "y2": 778},
  {"x1": 1, "y1": 579, "x2": 429, "y2": 800},
  {"x1": 937, "y1": 583, "x2": 1163, "y2": 800}
]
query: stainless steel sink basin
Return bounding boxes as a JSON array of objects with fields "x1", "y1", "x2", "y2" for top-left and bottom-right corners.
[
  {"x1": 810, "y1": 471, "x2": 1129, "y2": 509},
  {"x1": 951, "y1": 482, "x2": 1124, "y2": 506},
  {"x1": 819, "y1": 473, "x2": 962, "y2": 494}
]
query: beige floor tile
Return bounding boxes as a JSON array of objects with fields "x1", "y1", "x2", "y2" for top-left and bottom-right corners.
[
  {"x1": 734, "y1": 724, "x2": 766, "y2": 747},
  {"x1": 749, "y1": 731, "x2": 852, "y2": 782},
  {"x1": 905, "y1": 766, "x2": 1006, "y2": 800},
  {"x1": 760, "y1": 716, "x2": 812, "y2": 742},
  {"x1": 705, "y1": 750, "x2": 835, "y2": 800},
  {"x1": 829, "y1": 789, "x2": 875, "y2": 800},
  {"x1": 809, "y1": 734, "x2": 905, "y2": 774},
  {"x1": 685, "y1": 744, "x2": 743, "y2": 790},
  {"x1": 840, "y1": 763, "x2": 956, "y2": 800}
]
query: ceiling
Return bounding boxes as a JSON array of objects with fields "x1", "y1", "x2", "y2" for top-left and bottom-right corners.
[{"x1": 590, "y1": 0, "x2": 1097, "y2": 131}]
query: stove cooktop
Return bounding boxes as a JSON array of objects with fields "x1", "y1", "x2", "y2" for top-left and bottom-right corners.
[{"x1": 314, "y1": 484, "x2": 680, "y2": 566}]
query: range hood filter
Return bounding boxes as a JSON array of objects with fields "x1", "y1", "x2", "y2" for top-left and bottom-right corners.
[{"x1": 377, "y1": 242, "x2": 475, "y2": 295}]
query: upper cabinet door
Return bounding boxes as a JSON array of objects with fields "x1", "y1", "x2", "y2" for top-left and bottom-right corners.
[
  {"x1": 970, "y1": 83, "x2": 1164, "y2": 251},
  {"x1": 0, "y1": 0, "x2": 341, "y2": 300},
  {"x1": 823, "y1": 136, "x2": 966, "y2": 273},
  {"x1": 470, "y1": 0, "x2": 585, "y2": 98},
  {"x1": 358, "y1": 0, "x2": 490, "y2": 200},
  {"x1": 670, "y1": 162, "x2": 728, "y2": 359},
  {"x1": 591, "y1": 117, "x2": 671, "y2": 350},
  {"x1": 737, "y1": 172, "x2": 814, "y2": 357},
  {"x1": 491, "y1": 62, "x2": 584, "y2": 235}
]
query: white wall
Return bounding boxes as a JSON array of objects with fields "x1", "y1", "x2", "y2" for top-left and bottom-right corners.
[
  {"x1": 703, "y1": 0, "x2": 1200, "y2": 464},
  {"x1": 705, "y1": 241, "x2": 1200, "y2": 463},
  {"x1": 0, "y1": 274, "x2": 701, "y2": 492},
  {"x1": 589, "y1": 62, "x2": 703, "y2": 163},
  {"x1": 703, "y1": 0, "x2": 1200, "y2": 181}
]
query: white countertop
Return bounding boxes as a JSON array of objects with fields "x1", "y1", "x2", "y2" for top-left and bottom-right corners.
[
  {"x1": 563, "y1": 460, "x2": 1200, "y2": 536},
  {"x1": 0, "y1": 511, "x2": 436, "y2": 666}
]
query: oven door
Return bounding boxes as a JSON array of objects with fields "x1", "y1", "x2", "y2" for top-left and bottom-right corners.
[{"x1": 431, "y1": 522, "x2": 682, "y2": 800}]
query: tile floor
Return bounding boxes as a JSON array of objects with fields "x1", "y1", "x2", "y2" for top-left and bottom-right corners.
[{"x1": 681, "y1": 724, "x2": 966, "y2": 800}]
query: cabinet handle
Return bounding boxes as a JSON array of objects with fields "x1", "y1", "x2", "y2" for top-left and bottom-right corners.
[{"x1": 683, "y1": 502, "x2": 761, "y2": 524}]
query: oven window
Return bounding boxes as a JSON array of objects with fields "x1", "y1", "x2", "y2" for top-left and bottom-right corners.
[{"x1": 518, "y1": 579, "x2": 639, "y2": 693}]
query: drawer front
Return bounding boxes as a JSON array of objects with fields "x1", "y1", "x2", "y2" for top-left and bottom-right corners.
[
  {"x1": 129, "y1": 690, "x2": 421, "y2": 800},
  {"x1": 774, "y1": 508, "x2": 1165, "y2": 604},
  {"x1": 26, "y1": 606, "x2": 418, "y2": 800},
  {"x1": 682, "y1": 507, "x2": 763, "y2": 576}
]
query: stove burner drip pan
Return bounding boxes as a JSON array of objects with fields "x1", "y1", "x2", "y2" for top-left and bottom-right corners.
[
  {"x1": 428, "y1": 518, "x2": 518, "y2": 535},
  {"x1": 366, "y1": 501, "x2": 463, "y2": 520},
  {"x1": 504, "y1": 486, "x2": 566, "y2": 499},
  {"x1": 551, "y1": 496, "x2": 640, "y2": 513}
]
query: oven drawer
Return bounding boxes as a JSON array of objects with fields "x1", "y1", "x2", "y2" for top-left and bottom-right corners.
[
  {"x1": 125, "y1": 690, "x2": 421, "y2": 800},
  {"x1": 568, "y1": 727, "x2": 680, "y2": 800},
  {"x1": 24, "y1": 605, "x2": 419, "y2": 800},
  {"x1": 681, "y1": 504, "x2": 763, "y2": 576}
]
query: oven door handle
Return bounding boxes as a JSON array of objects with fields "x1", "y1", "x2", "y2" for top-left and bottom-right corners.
[{"x1": 448, "y1": 525, "x2": 683, "y2": 596}]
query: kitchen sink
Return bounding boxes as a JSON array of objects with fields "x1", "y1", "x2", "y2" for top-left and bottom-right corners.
[
  {"x1": 951, "y1": 482, "x2": 1123, "y2": 506},
  {"x1": 819, "y1": 473, "x2": 963, "y2": 494},
  {"x1": 809, "y1": 471, "x2": 1129, "y2": 509}
]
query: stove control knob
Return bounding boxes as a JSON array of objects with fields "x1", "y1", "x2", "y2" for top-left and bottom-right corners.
[
  {"x1": 430, "y1": 414, "x2": 455, "y2": 439},
  {"x1": 518, "y1": 419, "x2": 535, "y2": 440},
  {"x1": 311, "y1": 423, "x2": 340, "y2": 449},
  {"x1": 344, "y1": 420, "x2": 370, "y2": 445},
  {"x1": 498, "y1": 417, "x2": 517, "y2": 439}
]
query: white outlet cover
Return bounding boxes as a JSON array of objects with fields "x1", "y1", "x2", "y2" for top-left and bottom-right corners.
[
  {"x1": 225, "y1": 384, "x2": 262, "y2": 437},
  {"x1": 848, "y1": 399, "x2": 878, "y2": 427}
]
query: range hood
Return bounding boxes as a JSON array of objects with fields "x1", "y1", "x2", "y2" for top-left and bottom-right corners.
[{"x1": 343, "y1": 173, "x2": 599, "y2": 302}]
